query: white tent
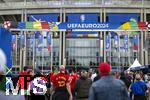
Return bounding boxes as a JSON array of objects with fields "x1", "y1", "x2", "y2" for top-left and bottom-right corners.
[{"x1": 127, "y1": 58, "x2": 142, "y2": 71}]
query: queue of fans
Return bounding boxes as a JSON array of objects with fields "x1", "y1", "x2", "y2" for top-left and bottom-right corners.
[{"x1": 1, "y1": 61, "x2": 150, "y2": 100}]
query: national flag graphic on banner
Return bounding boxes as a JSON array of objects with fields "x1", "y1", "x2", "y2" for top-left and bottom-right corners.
[
  {"x1": 12, "y1": 35, "x2": 16, "y2": 50},
  {"x1": 124, "y1": 35, "x2": 128, "y2": 51},
  {"x1": 46, "y1": 32, "x2": 51, "y2": 52},
  {"x1": 105, "y1": 34, "x2": 111, "y2": 51},
  {"x1": 130, "y1": 18, "x2": 138, "y2": 30},
  {"x1": 33, "y1": 22, "x2": 42, "y2": 29},
  {"x1": 138, "y1": 22, "x2": 147, "y2": 29},
  {"x1": 26, "y1": 22, "x2": 33, "y2": 29},
  {"x1": 118, "y1": 18, "x2": 148, "y2": 30},
  {"x1": 37, "y1": 33, "x2": 43, "y2": 51},
  {"x1": 19, "y1": 34, "x2": 25, "y2": 49},
  {"x1": 133, "y1": 35, "x2": 138, "y2": 51},
  {"x1": 18, "y1": 22, "x2": 25, "y2": 29},
  {"x1": 120, "y1": 22, "x2": 131, "y2": 30},
  {"x1": 114, "y1": 35, "x2": 119, "y2": 50},
  {"x1": 41, "y1": 22, "x2": 50, "y2": 29}
]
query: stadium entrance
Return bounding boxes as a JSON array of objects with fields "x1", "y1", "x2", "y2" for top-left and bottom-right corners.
[{"x1": 4, "y1": 20, "x2": 149, "y2": 74}]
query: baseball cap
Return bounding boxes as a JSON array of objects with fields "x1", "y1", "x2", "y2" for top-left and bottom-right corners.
[{"x1": 99, "y1": 62, "x2": 111, "y2": 76}]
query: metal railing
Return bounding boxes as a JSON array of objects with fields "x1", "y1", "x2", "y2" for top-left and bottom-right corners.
[{"x1": 0, "y1": 0, "x2": 149, "y2": 9}]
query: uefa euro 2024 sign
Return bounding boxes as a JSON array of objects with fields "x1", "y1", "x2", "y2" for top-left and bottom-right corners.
[
  {"x1": 58, "y1": 22, "x2": 109, "y2": 30},
  {"x1": 65, "y1": 22, "x2": 109, "y2": 29}
]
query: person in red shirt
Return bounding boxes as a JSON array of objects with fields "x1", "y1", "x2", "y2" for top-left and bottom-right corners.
[
  {"x1": 19, "y1": 67, "x2": 28, "y2": 75},
  {"x1": 50, "y1": 71, "x2": 57, "y2": 82},
  {"x1": 74, "y1": 72, "x2": 80, "y2": 79},
  {"x1": 51, "y1": 65, "x2": 72, "y2": 100},
  {"x1": 68, "y1": 69, "x2": 78, "y2": 99}
]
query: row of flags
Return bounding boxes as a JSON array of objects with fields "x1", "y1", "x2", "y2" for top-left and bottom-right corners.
[
  {"x1": 105, "y1": 34, "x2": 138, "y2": 51},
  {"x1": 4, "y1": 21, "x2": 59, "y2": 30},
  {"x1": 18, "y1": 22, "x2": 58, "y2": 30},
  {"x1": 118, "y1": 18, "x2": 148, "y2": 30},
  {"x1": 12, "y1": 32, "x2": 52, "y2": 52},
  {"x1": 12, "y1": 33, "x2": 139, "y2": 52}
]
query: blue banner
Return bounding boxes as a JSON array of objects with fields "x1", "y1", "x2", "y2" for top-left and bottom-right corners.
[
  {"x1": 46, "y1": 32, "x2": 51, "y2": 52},
  {"x1": 0, "y1": 28, "x2": 12, "y2": 69},
  {"x1": 18, "y1": 22, "x2": 25, "y2": 29},
  {"x1": 133, "y1": 35, "x2": 138, "y2": 50},
  {"x1": 114, "y1": 35, "x2": 119, "y2": 50},
  {"x1": 19, "y1": 34, "x2": 25, "y2": 49},
  {"x1": 37, "y1": 33, "x2": 43, "y2": 51},
  {"x1": 12, "y1": 35, "x2": 16, "y2": 50},
  {"x1": 124, "y1": 35, "x2": 128, "y2": 51},
  {"x1": 108, "y1": 13, "x2": 139, "y2": 28},
  {"x1": 106, "y1": 34, "x2": 111, "y2": 51},
  {"x1": 67, "y1": 14, "x2": 99, "y2": 22},
  {"x1": 46, "y1": 32, "x2": 51, "y2": 45},
  {"x1": 35, "y1": 31, "x2": 41, "y2": 38},
  {"x1": 29, "y1": 34, "x2": 34, "y2": 50},
  {"x1": 58, "y1": 22, "x2": 110, "y2": 30}
]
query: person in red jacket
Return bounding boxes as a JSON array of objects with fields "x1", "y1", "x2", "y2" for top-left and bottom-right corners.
[{"x1": 51, "y1": 65, "x2": 72, "y2": 100}]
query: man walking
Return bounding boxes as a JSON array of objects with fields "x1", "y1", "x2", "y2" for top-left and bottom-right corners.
[
  {"x1": 130, "y1": 74, "x2": 147, "y2": 100},
  {"x1": 51, "y1": 65, "x2": 72, "y2": 100},
  {"x1": 74, "y1": 70, "x2": 92, "y2": 100},
  {"x1": 88, "y1": 62, "x2": 128, "y2": 100}
]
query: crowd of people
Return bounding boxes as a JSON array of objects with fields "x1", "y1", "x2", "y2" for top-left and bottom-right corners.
[
  {"x1": 0, "y1": 49, "x2": 150, "y2": 100},
  {"x1": 1, "y1": 63, "x2": 150, "y2": 100}
]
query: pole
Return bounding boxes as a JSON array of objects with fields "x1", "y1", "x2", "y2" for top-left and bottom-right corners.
[
  {"x1": 140, "y1": 8, "x2": 144, "y2": 65},
  {"x1": 109, "y1": 32, "x2": 112, "y2": 67},
  {"x1": 118, "y1": 34, "x2": 120, "y2": 72},
  {"x1": 50, "y1": 33, "x2": 53, "y2": 72},
  {"x1": 103, "y1": 8, "x2": 106, "y2": 62},
  {"x1": 128, "y1": 32, "x2": 130, "y2": 68},
  {"x1": 33, "y1": 33, "x2": 35, "y2": 72},
  {"x1": 63, "y1": 8, "x2": 66, "y2": 66},
  {"x1": 20, "y1": 9, "x2": 24, "y2": 72},
  {"x1": 142, "y1": 0, "x2": 144, "y2": 7},
  {"x1": 16, "y1": 35, "x2": 18, "y2": 66},
  {"x1": 42, "y1": 33, "x2": 44, "y2": 74},
  {"x1": 34, "y1": 37, "x2": 37, "y2": 74},
  {"x1": 144, "y1": 9, "x2": 148, "y2": 65},
  {"x1": 23, "y1": 8, "x2": 27, "y2": 68}
]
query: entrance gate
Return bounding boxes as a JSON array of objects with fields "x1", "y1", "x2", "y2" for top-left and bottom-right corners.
[{"x1": 7, "y1": 21, "x2": 150, "y2": 73}]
